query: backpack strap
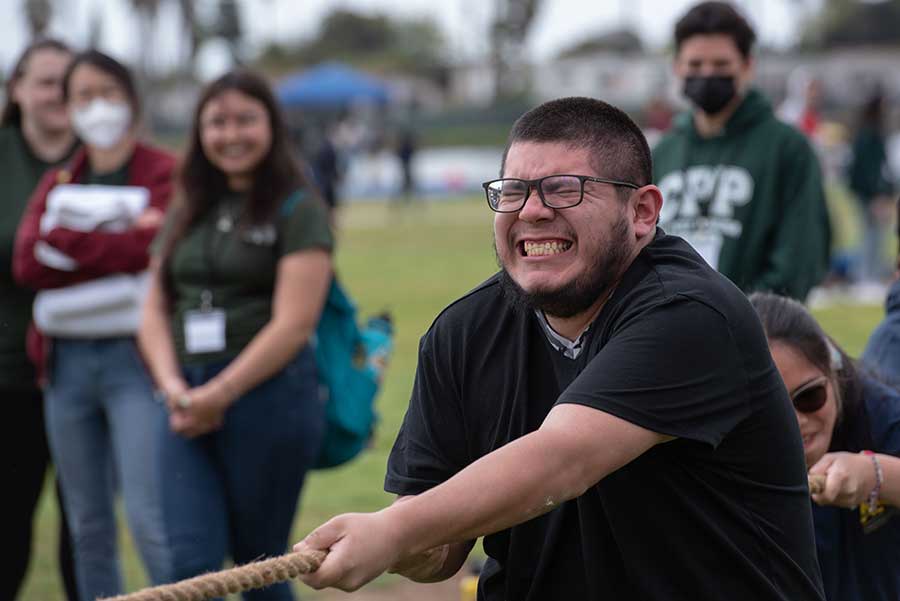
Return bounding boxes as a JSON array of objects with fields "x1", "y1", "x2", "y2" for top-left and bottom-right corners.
[
  {"x1": 273, "y1": 189, "x2": 308, "y2": 256},
  {"x1": 280, "y1": 189, "x2": 306, "y2": 217}
]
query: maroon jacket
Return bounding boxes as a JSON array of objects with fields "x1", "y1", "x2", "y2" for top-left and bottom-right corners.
[
  {"x1": 14, "y1": 142, "x2": 176, "y2": 290},
  {"x1": 12, "y1": 142, "x2": 176, "y2": 382}
]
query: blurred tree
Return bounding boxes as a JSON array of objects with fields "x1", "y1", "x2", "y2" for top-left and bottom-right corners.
[
  {"x1": 131, "y1": 0, "x2": 160, "y2": 76},
  {"x1": 256, "y1": 9, "x2": 447, "y2": 82},
  {"x1": 490, "y1": 0, "x2": 540, "y2": 101},
  {"x1": 86, "y1": 4, "x2": 103, "y2": 48},
  {"x1": 215, "y1": 0, "x2": 243, "y2": 62},
  {"x1": 800, "y1": 0, "x2": 900, "y2": 48},
  {"x1": 126, "y1": 0, "x2": 233, "y2": 77},
  {"x1": 557, "y1": 29, "x2": 644, "y2": 58},
  {"x1": 24, "y1": 0, "x2": 53, "y2": 38},
  {"x1": 315, "y1": 11, "x2": 393, "y2": 56},
  {"x1": 177, "y1": 0, "x2": 201, "y2": 64}
]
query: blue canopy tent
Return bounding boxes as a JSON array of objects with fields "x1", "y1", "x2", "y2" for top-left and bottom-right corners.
[{"x1": 276, "y1": 62, "x2": 392, "y2": 109}]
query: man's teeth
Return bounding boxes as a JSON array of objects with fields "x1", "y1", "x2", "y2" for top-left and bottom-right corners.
[{"x1": 523, "y1": 241, "x2": 571, "y2": 256}]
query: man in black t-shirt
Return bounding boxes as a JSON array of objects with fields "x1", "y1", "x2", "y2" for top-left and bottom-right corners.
[{"x1": 296, "y1": 97, "x2": 825, "y2": 601}]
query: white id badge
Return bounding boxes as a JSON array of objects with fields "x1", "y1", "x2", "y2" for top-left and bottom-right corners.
[{"x1": 184, "y1": 309, "x2": 226, "y2": 354}]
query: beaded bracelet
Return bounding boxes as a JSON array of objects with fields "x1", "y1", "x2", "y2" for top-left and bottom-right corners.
[{"x1": 861, "y1": 450, "x2": 883, "y2": 513}]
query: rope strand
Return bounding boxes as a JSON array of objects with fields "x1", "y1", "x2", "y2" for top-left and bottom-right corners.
[
  {"x1": 99, "y1": 549, "x2": 326, "y2": 601},
  {"x1": 808, "y1": 474, "x2": 826, "y2": 495}
]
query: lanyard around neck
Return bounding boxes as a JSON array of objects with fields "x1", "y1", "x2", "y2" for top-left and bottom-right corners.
[{"x1": 200, "y1": 201, "x2": 238, "y2": 308}]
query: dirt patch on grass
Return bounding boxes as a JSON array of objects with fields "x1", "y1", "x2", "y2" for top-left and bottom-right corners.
[{"x1": 316, "y1": 572, "x2": 471, "y2": 601}]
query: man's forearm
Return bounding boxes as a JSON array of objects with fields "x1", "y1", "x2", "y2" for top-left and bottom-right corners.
[
  {"x1": 386, "y1": 431, "x2": 584, "y2": 556},
  {"x1": 428, "y1": 541, "x2": 476, "y2": 582},
  {"x1": 384, "y1": 406, "x2": 662, "y2": 557},
  {"x1": 391, "y1": 540, "x2": 476, "y2": 583},
  {"x1": 388, "y1": 497, "x2": 475, "y2": 582}
]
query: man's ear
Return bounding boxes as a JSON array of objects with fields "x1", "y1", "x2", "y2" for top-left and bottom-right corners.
[{"x1": 630, "y1": 185, "x2": 663, "y2": 238}]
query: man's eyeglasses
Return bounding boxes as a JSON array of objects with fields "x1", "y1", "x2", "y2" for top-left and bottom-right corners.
[
  {"x1": 482, "y1": 174, "x2": 640, "y2": 213},
  {"x1": 790, "y1": 376, "x2": 829, "y2": 414}
]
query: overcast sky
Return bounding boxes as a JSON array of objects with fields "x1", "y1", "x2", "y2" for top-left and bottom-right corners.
[{"x1": 1, "y1": 0, "x2": 818, "y2": 75}]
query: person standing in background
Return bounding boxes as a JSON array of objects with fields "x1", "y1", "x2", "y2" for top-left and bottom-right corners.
[
  {"x1": 395, "y1": 128, "x2": 417, "y2": 202},
  {"x1": 139, "y1": 69, "x2": 332, "y2": 601},
  {"x1": 848, "y1": 91, "x2": 895, "y2": 284},
  {"x1": 862, "y1": 199, "x2": 900, "y2": 383},
  {"x1": 0, "y1": 38, "x2": 79, "y2": 601},
  {"x1": 13, "y1": 50, "x2": 175, "y2": 601},
  {"x1": 653, "y1": 1, "x2": 831, "y2": 302},
  {"x1": 312, "y1": 123, "x2": 342, "y2": 211},
  {"x1": 777, "y1": 68, "x2": 824, "y2": 140}
]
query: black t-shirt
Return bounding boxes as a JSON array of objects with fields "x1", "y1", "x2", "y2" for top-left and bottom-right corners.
[{"x1": 385, "y1": 230, "x2": 825, "y2": 601}]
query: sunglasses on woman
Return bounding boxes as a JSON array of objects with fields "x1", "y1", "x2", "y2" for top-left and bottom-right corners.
[{"x1": 790, "y1": 376, "x2": 829, "y2": 413}]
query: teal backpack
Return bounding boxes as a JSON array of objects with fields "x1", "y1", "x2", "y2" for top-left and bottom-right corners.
[
  {"x1": 280, "y1": 191, "x2": 392, "y2": 469},
  {"x1": 313, "y1": 279, "x2": 392, "y2": 468}
]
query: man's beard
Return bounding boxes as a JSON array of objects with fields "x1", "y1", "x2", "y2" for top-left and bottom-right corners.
[{"x1": 497, "y1": 215, "x2": 631, "y2": 318}]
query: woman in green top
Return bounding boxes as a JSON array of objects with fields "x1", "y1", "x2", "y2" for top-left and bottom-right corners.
[
  {"x1": 0, "y1": 38, "x2": 78, "y2": 601},
  {"x1": 139, "y1": 70, "x2": 333, "y2": 600}
]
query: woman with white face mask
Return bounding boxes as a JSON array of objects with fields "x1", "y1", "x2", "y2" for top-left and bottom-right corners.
[
  {"x1": 751, "y1": 292, "x2": 900, "y2": 601},
  {"x1": 12, "y1": 50, "x2": 176, "y2": 601}
]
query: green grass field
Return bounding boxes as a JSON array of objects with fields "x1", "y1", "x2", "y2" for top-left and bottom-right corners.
[{"x1": 19, "y1": 197, "x2": 886, "y2": 600}]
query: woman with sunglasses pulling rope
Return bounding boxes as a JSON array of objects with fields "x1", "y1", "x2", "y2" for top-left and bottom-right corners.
[{"x1": 750, "y1": 292, "x2": 900, "y2": 601}]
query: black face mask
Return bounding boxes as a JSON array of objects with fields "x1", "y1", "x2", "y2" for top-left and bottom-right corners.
[{"x1": 683, "y1": 75, "x2": 737, "y2": 115}]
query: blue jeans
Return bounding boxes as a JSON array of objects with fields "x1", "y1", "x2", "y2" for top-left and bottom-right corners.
[
  {"x1": 161, "y1": 346, "x2": 325, "y2": 601},
  {"x1": 859, "y1": 204, "x2": 893, "y2": 282},
  {"x1": 45, "y1": 338, "x2": 170, "y2": 601}
]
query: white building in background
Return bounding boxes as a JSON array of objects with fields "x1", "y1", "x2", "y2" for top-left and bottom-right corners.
[
  {"x1": 531, "y1": 52, "x2": 670, "y2": 109},
  {"x1": 448, "y1": 47, "x2": 900, "y2": 116},
  {"x1": 447, "y1": 60, "x2": 497, "y2": 108}
]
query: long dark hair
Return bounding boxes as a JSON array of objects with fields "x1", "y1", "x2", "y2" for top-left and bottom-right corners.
[
  {"x1": 158, "y1": 69, "x2": 308, "y2": 272},
  {"x1": 62, "y1": 49, "x2": 141, "y2": 122},
  {"x1": 749, "y1": 292, "x2": 873, "y2": 452},
  {"x1": 1, "y1": 38, "x2": 71, "y2": 127}
]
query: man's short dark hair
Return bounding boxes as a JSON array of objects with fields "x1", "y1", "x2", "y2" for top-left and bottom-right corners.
[
  {"x1": 501, "y1": 96, "x2": 652, "y2": 190},
  {"x1": 674, "y1": 1, "x2": 756, "y2": 59}
]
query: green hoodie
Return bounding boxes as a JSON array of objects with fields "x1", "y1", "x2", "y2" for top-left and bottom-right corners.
[
  {"x1": 0, "y1": 125, "x2": 75, "y2": 390},
  {"x1": 652, "y1": 88, "x2": 831, "y2": 301}
]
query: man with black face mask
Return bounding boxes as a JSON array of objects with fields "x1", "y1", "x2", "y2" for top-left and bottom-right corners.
[{"x1": 653, "y1": 1, "x2": 830, "y2": 302}]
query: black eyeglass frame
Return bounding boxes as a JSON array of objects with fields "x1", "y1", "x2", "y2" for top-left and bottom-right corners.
[
  {"x1": 790, "y1": 375, "x2": 830, "y2": 414},
  {"x1": 482, "y1": 174, "x2": 641, "y2": 213}
]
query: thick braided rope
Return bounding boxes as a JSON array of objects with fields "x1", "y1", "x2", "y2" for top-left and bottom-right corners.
[
  {"x1": 99, "y1": 549, "x2": 327, "y2": 601},
  {"x1": 99, "y1": 476, "x2": 826, "y2": 600}
]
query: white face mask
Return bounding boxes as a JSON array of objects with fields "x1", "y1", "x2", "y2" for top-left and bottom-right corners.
[{"x1": 71, "y1": 98, "x2": 132, "y2": 149}]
